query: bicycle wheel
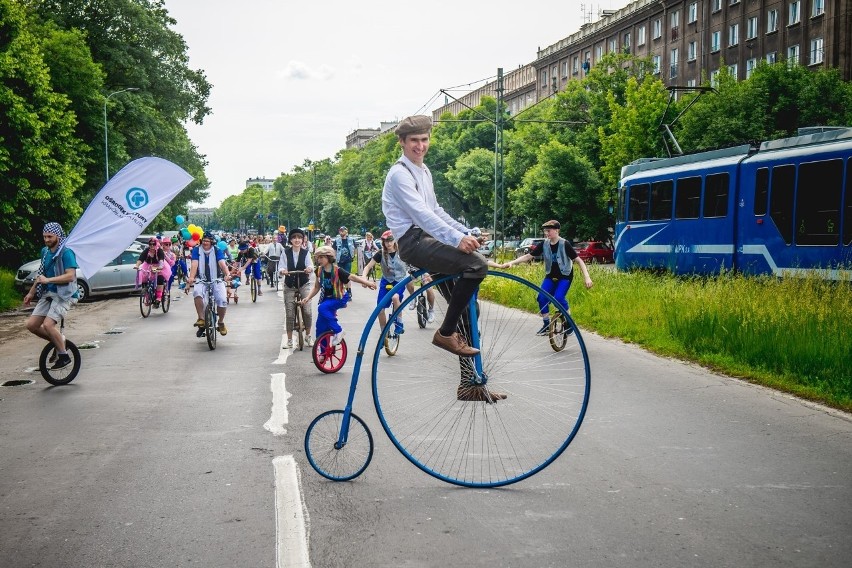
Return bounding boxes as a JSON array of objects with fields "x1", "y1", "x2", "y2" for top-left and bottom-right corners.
[
  {"x1": 205, "y1": 302, "x2": 217, "y2": 350},
  {"x1": 305, "y1": 410, "x2": 374, "y2": 481},
  {"x1": 251, "y1": 276, "x2": 257, "y2": 303},
  {"x1": 162, "y1": 289, "x2": 171, "y2": 313},
  {"x1": 39, "y1": 340, "x2": 82, "y2": 385},
  {"x1": 294, "y1": 302, "x2": 304, "y2": 351},
  {"x1": 371, "y1": 271, "x2": 591, "y2": 488},
  {"x1": 383, "y1": 326, "x2": 399, "y2": 356},
  {"x1": 139, "y1": 287, "x2": 152, "y2": 318},
  {"x1": 313, "y1": 332, "x2": 347, "y2": 373},
  {"x1": 416, "y1": 295, "x2": 427, "y2": 328},
  {"x1": 549, "y1": 312, "x2": 572, "y2": 352}
]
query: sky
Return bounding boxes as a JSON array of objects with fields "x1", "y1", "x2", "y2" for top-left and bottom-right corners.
[{"x1": 164, "y1": 0, "x2": 615, "y2": 207}]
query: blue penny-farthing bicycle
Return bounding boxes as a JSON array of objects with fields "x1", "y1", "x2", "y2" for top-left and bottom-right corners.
[{"x1": 304, "y1": 269, "x2": 591, "y2": 488}]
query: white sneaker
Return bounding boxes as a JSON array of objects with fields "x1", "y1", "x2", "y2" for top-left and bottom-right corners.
[
  {"x1": 306, "y1": 335, "x2": 314, "y2": 346},
  {"x1": 286, "y1": 339, "x2": 293, "y2": 349},
  {"x1": 331, "y1": 331, "x2": 345, "y2": 345},
  {"x1": 408, "y1": 302, "x2": 416, "y2": 311},
  {"x1": 427, "y1": 309, "x2": 435, "y2": 323}
]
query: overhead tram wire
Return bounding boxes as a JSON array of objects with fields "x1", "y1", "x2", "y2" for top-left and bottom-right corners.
[{"x1": 411, "y1": 74, "x2": 498, "y2": 117}]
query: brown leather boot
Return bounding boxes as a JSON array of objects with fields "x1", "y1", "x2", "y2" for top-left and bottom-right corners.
[
  {"x1": 432, "y1": 330, "x2": 480, "y2": 357},
  {"x1": 457, "y1": 384, "x2": 507, "y2": 403}
]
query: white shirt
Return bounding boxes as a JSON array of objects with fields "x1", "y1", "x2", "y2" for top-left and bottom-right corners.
[
  {"x1": 382, "y1": 154, "x2": 469, "y2": 247},
  {"x1": 267, "y1": 241, "x2": 285, "y2": 257}
]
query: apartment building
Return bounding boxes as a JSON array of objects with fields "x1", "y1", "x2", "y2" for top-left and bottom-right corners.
[{"x1": 536, "y1": 0, "x2": 851, "y2": 98}]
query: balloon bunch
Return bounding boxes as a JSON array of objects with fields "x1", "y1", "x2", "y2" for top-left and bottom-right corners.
[{"x1": 174, "y1": 214, "x2": 227, "y2": 250}]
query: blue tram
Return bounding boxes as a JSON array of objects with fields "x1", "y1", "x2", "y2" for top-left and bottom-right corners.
[{"x1": 614, "y1": 127, "x2": 852, "y2": 277}]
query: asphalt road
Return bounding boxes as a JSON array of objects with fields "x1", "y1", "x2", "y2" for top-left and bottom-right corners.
[{"x1": 0, "y1": 280, "x2": 849, "y2": 568}]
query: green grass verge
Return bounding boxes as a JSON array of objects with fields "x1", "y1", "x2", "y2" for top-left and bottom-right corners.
[
  {"x1": 480, "y1": 265, "x2": 852, "y2": 412},
  {"x1": 0, "y1": 269, "x2": 21, "y2": 311}
]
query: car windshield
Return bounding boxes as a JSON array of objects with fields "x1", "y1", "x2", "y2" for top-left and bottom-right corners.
[{"x1": 574, "y1": 242, "x2": 590, "y2": 250}]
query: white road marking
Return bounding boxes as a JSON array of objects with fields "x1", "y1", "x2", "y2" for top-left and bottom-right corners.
[
  {"x1": 265, "y1": 370, "x2": 291, "y2": 437},
  {"x1": 273, "y1": 455, "x2": 311, "y2": 568}
]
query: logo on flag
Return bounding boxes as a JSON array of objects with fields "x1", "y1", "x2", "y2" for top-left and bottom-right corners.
[{"x1": 126, "y1": 187, "x2": 149, "y2": 210}]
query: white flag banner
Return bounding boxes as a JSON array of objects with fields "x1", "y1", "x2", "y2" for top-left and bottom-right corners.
[{"x1": 62, "y1": 157, "x2": 194, "y2": 278}]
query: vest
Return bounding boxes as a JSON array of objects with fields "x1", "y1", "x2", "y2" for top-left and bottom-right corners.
[
  {"x1": 542, "y1": 238, "x2": 574, "y2": 278},
  {"x1": 43, "y1": 246, "x2": 78, "y2": 300},
  {"x1": 284, "y1": 247, "x2": 309, "y2": 288},
  {"x1": 380, "y1": 250, "x2": 408, "y2": 283},
  {"x1": 198, "y1": 249, "x2": 222, "y2": 281},
  {"x1": 318, "y1": 266, "x2": 347, "y2": 300}
]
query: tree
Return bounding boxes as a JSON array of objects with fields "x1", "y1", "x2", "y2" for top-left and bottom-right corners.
[{"x1": 0, "y1": 0, "x2": 87, "y2": 266}]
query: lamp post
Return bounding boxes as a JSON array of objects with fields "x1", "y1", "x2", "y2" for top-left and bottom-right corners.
[{"x1": 103, "y1": 88, "x2": 139, "y2": 182}]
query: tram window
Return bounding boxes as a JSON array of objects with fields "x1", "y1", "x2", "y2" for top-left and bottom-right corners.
[
  {"x1": 650, "y1": 180, "x2": 674, "y2": 220},
  {"x1": 675, "y1": 176, "x2": 701, "y2": 219},
  {"x1": 703, "y1": 173, "x2": 729, "y2": 218},
  {"x1": 770, "y1": 164, "x2": 795, "y2": 244},
  {"x1": 845, "y1": 160, "x2": 852, "y2": 246},
  {"x1": 754, "y1": 167, "x2": 769, "y2": 216},
  {"x1": 619, "y1": 186, "x2": 627, "y2": 222},
  {"x1": 628, "y1": 183, "x2": 650, "y2": 221},
  {"x1": 796, "y1": 159, "x2": 842, "y2": 245}
]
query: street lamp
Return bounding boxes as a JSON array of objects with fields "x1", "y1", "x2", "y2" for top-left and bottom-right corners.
[{"x1": 103, "y1": 88, "x2": 139, "y2": 182}]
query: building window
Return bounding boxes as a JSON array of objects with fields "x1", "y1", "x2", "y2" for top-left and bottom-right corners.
[
  {"x1": 712, "y1": 0, "x2": 722, "y2": 12},
  {"x1": 728, "y1": 63, "x2": 738, "y2": 79},
  {"x1": 812, "y1": 0, "x2": 825, "y2": 16},
  {"x1": 730, "y1": 0, "x2": 740, "y2": 4},
  {"x1": 671, "y1": 10, "x2": 680, "y2": 28},
  {"x1": 729, "y1": 23, "x2": 739, "y2": 46},
  {"x1": 541, "y1": 70, "x2": 547, "y2": 85},
  {"x1": 561, "y1": 61, "x2": 568, "y2": 78},
  {"x1": 766, "y1": 51, "x2": 777, "y2": 63},
  {"x1": 767, "y1": 9, "x2": 778, "y2": 32},
  {"x1": 687, "y1": 78, "x2": 697, "y2": 88},
  {"x1": 653, "y1": 19, "x2": 662, "y2": 39},
  {"x1": 789, "y1": 1, "x2": 801, "y2": 25},
  {"x1": 746, "y1": 57, "x2": 758, "y2": 78},
  {"x1": 637, "y1": 25, "x2": 646, "y2": 46},
  {"x1": 623, "y1": 32, "x2": 631, "y2": 51},
  {"x1": 810, "y1": 37, "x2": 824, "y2": 64},
  {"x1": 670, "y1": 48, "x2": 679, "y2": 78},
  {"x1": 747, "y1": 16, "x2": 758, "y2": 39},
  {"x1": 787, "y1": 44, "x2": 800, "y2": 66},
  {"x1": 609, "y1": 38, "x2": 617, "y2": 53},
  {"x1": 710, "y1": 69, "x2": 721, "y2": 86},
  {"x1": 652, "y1": 55, "x2": 661, "y2": 75},
  {"x1": 711, "y1": 31, "x2": 721, "y2": 52},
  {"x1": 688, "y1": 41, "x2": 697, "y2": 61},
  {"x1": 596, "y1": 45, "x2": 603, "y2": 60},
  {"x1": 572, "y1": 56, "x2": 579, "y2": 74},
  {"x1": 688, "y1": 2, "x2": 698, "y2": 23}
]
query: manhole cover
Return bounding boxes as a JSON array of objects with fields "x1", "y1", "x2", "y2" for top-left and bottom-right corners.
[
  {"x1": 77, "y1": 342, "x2": 99, "y2": 350},
  {"x1": 2, "y1": 379, "x2": 35, "y2": 387}
]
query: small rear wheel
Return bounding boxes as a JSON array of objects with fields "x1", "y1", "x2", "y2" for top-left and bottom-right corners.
[
  {"x1": 313, "y1": 332, "x2": 347, "y2": 373},
  {"x1": 549, "y1": 312, "x2": 572, "y2": 352},
  {"x1": 383, "y1": 326, "x2": 399, "y2": 356},
  {"x1": 416, "y1": 296, "x2": 427, "y2": 328},
  {"x1": 39, "y1": 340, "x2": 81, "y2": 385},
  {"x1": 251, "y1": 276, "x2": 258, "y2": 303},
  {"x1": 305, "y1": 410, "x2": 374, "y2": 481},
  {"x1": 295, "y1": 302, "x2": 304, "y2": 351}
]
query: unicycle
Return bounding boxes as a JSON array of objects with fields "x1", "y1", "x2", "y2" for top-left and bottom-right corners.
[
  {"x1": 312, "y1": 331, "x2": 347, "y2": 373},
  {"x1": 38, "y1": 317, "x2": 81, "y2": 385},
  {"x1": 304, "y1": 269, "x2": 591, "y2": 487}
]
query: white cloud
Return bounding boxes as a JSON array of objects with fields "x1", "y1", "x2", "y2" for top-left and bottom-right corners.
[{"x1": 279, "y1": 60, "x2": 335, "y2": 81}]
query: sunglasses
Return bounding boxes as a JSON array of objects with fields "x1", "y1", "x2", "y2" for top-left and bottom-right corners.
[{"x1": 148, "y1": 241, "x2": 158, "y2": 245}]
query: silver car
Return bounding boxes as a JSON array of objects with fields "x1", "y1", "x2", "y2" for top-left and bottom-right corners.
[{"x1": 15, "y1": 247, "x2": 145, "y2": 301}]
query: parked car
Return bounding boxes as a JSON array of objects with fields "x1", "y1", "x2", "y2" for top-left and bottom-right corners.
[
  {"x1": 514, "y1": 238, "x2": 545, "y2": 258},
  {"x1": 574, "y1": 241, "x2": 614, "y2": 264},
  {"x1": 15, "y1": 247, "x2": 143, "y2": 301},
  {"x1": 477, "y1": 240, "x2": 496, "y2": 257}
]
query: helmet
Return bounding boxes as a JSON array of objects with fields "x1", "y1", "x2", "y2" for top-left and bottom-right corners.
[
  {"x1": 171, "y1": 236, "x2": 179, "y2": 243},
  {"x1": 380, "y1": 230, "x2": 394, "y2": 241},
  {"x1": 314, "y1": 245, "x2": 336, "y2": 260}
]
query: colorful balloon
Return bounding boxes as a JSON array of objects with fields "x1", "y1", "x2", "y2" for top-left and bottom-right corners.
[
  {"x1": 217, "y1": 241, "x2": 227, "y2": 250},
  {"x1": 180, "y1": 228, "x2": 191, "y2": 240},
  {"x1": 175, "y1": 215, "x2": 185, "y2": 224},
  {"x1": 191, "y1": 231, "x2": 201, "y2": 241}
]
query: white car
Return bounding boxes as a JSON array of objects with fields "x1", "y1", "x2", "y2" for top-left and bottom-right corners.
[{"x1": 15, "y1": 247, "x2": 144, "y2": 301}]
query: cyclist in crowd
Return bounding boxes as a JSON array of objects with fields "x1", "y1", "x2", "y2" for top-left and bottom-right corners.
[
  {"x1": 162, "y1": 237, "x2": 177, "y2": 291},
  {"x1": 265, "y1": 232, "x2": 286, "y2": 288},
  {"x1": 361, "y1": 231, "x2": 379, "y2": 279},
  {"x1": 237, "y1": 240, "x2": 262, "y2": 296},
  {"x1": 171, "y1": 236, "x2": 188, "y2": 289},
  {"x1": 226, "y1": 237, "x2": 239, "y2": 261},
  {"x1": 187, "y1": 233, "x2": 231, "y2": 335},
  {"x1": 503, "y1": 219, "x2": 593, "y2": 335},
  {"x1": 300, "y1": 245, "x2": 376, "y2": 347},
  {"x1": 333, "y1": 226, "x2": 356, "y2": 273},
  {"x1": 278, "y1": 228, "x2": 314, "y2": 348},
  {"x1": 382, "y1": 114, "x2": 505, "y2": 402},
  {"x1": 406, "y1": 270, "x2": 436, "y2": 323},
  {"x1": 361, "y1": 230, "x2": 407, "y2": 335},
  {"x1": 23, "y1": 222, "x2": 78, "y2": 370},
  {"x1": 134, "y1": 237, "x2": 169, "y2": 308}
]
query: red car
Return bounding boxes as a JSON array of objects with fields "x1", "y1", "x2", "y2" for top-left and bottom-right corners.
[{"x1": 574, "y1": 241, "x2": 614, "y2": 264}]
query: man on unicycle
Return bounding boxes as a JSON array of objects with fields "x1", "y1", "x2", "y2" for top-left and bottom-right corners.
[{"x1": 23, "y1": 223, "x2": 78, "y2": 369}]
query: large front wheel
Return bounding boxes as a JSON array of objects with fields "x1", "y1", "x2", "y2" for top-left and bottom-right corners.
[
  {"x1": 304, "y1": 410, "x2": 374, "y2": 481},
  {"x1": 371, "y1": 271, "x2": 591, "y2": 488}
]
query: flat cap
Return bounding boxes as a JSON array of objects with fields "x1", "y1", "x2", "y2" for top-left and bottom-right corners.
[{"x1": 394, "y1": 115, "x2": 432, "y2": 137}]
